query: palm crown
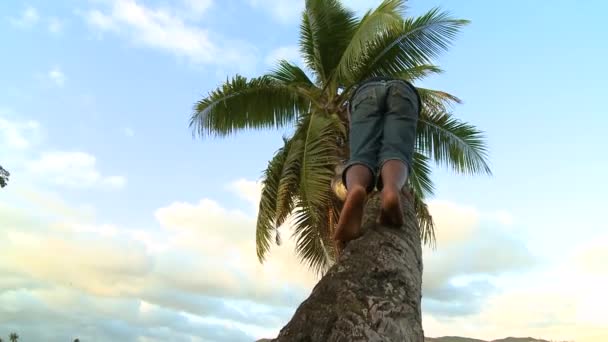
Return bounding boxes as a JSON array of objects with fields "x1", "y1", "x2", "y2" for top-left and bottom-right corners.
[{"x1": 190, "y1": 0, "x2": 490, "y2": 273}]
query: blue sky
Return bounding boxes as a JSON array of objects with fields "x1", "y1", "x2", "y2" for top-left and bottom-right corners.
[{"x1": 1, "y1": 0, "x2": 607, "y2": 341}]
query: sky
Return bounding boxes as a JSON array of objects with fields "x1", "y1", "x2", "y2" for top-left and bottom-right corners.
[{"x1": 1, "y1": 0, "x2": 607, "y2": 341}]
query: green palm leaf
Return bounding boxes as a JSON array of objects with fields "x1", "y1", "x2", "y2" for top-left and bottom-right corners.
[
  {"x1": 335, "y1": 0, "x2": 405, "y2": 84},
  {"x1": 396, "y1": 64, "x2": 443, "y2": 82},
  {"x1": 409, "y1": 151, "x2": 435, "y2": 197},
  {"x1": 292, "y1": 202, "x2": 335, "y2": 274},
  {"x1": 300, "y1": 0, "x2": 358, "y2": 84},
  {"x1": 275, "y1": 138, "x2": 304, "y2": 228},
  {"x1": 269, "y1": 60, "x2": 316, "y2": 88},
  {"x1": 418, "y1": 110, "x2": 491, "y2": 175},
  {"x1": 292, "y1": 113, "x2": 344, "y2": 272},
  {"x1": 190, "y1": 75, "x2": 309, "y2": 137},
  {"x1": 410, "y1": 188, "x2": 436, "y2": 247},
  {"x1": 416, "y1": 87, "x2": 461, "y2": 113},
  {"x1": 268, "y1": 60, "x2": 322, "y2": 109},
  {"x1": 350, "y1": 8, "x2": 469, "y2": 82},
  {"x1": 256, "y1": 139, "x2": 291, "y2": 261},
  {"x1": 408, "y1": 153, "x2": 436, "y2": 247},
  {"x1": 298, "y1": 114, "x2": 343, "y2": 212}
]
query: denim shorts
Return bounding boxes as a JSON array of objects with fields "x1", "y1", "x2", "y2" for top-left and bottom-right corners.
[{"x1": 343, "y1": 79, "x2": 420, "y2": 192}]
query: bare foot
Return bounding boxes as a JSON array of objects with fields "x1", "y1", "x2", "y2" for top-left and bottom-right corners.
[
  {"x1": 379, "y1": 186, "x2": 404, "y2": 226},
  {"x1": 333, "y1": 186, "x2": 367, "y2": 242}
]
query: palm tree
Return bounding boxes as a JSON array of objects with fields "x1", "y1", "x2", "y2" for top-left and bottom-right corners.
[
  {"x1": 192, "y1": 0, "x2": 490, "y2": 339},
  {"x1": 9, "y1": 333, "x2": 18, "y2": 342},
  {"x1": 0, "y1": 165, "x2": 9, "y2": 188},
  {"x1": 191, "y1": 0, "x2": 490, "y2": 274}
]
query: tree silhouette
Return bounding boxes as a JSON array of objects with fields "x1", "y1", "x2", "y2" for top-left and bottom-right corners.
[{"x1": 0, "y1": 165, "x2": 9, "y2": 188}]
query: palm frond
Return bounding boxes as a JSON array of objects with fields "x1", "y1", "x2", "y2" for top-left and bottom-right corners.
[
  {"x1": 287, "y1": 112, "x2": 344, "y2": 273},
  {"x1": 410, "y1": 188, "x2": 436, "y2": 247},
  {"x1": 408, "y1": 152, "x2": 436, "y2": 247},
  {"x1": 256, "y1": 140, "x2": 291, "y2": 262},
  {"x1": 418, "y1": 110, "x2": 492, "y2": 175},
  {"x1": 409, "y1": 151, "x2": 435, "y2": 198},
  {"x1": 190, "y1": 75, "x2": 309, "y2": 137},
  {"x1": 416, "y1": 87, "x2": 461, "y2": 113},
  {"x1": 274, "y1": 138, "x2": 304, "y2": 228},
  {"x1": 269, "y1": 60, "x2": 316, "y2": 88},
  {"x1": 291, "y1": 202, "x2": 335, "y2": 274},
  {"x1": 268, "y1": 60, "x2": 321, "y2": 109},
  {"x1": 300, "y1": 0, "x2": 358, "y2": 84},
  {"x1": 350, "y1": 8, "x2": 469, "y2": 82},
  {"x1": 396, "y1": 65, "x2": 443, "y2": 82},
  {"x1": 335, "y1": 0, "x2": 405, "y2": 84},
  {"x1": 299, "y1": 113, "x2": 344, "y2": 214}
]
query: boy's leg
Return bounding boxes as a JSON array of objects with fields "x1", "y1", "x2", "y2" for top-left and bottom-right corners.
[
  {"x1": 333, "y1": 164, "x2": 372, "y2": 242},
  {"x1": 378, "y1": 81, "x2": 420, "y2": 226},
  {"x1": 379, "y1": 160, "x2": 408, "y2": 226},
  {"x1": 334, "y1": 84, "x2": 384, "y2": 243}
]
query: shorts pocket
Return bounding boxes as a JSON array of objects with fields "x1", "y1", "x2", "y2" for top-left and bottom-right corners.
[
  {"x1": 391, "y1": 83, "x2": 416, "y2": 102},
  {"x1": 351, "y1": 87, "x2": 376, "y2": 112},
  {"x1": 389, "y1": 84, "x2": 419, "y2": 116}
]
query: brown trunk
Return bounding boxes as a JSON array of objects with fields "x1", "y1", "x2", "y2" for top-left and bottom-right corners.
[{"x1": 273, "y1": 191, "x2": 424, "y2": 342}]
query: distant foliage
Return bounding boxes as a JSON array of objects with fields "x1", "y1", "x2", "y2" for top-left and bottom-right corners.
[{"x1": 0, "y1": 165, "x2": 9, "y2": 188}]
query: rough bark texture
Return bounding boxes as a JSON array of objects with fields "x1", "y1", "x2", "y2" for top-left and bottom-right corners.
[{"x1": 273, "y1": 191, "x2": 424, "y2": 342}]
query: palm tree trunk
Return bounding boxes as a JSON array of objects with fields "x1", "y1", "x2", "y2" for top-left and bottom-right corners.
[{"x1": 273, "y1": 191, "x2": 424, "y2": 342}]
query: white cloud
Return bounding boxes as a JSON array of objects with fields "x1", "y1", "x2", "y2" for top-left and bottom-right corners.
[
  {"x1": 82, "y1": 0, "x2": 257, "y2": 72},
  {"x1": 571, "y1": 234, "x2": 608, "y2": 276},
  {"x1": 48, "y1": 67, "x2": 66, "y2": 87},
  {"x1": 153, "y1": 192, "x2": 318, "y2": 302},
  {"x1": 422, "y1": 265, "x2": 608, "y2": 342},
  {"x1": 422, "y1": 200, "x2": 536, "y2": 317},
  {"x1": 0, "y1": 116, "x2": 41, "y2": 150},
  {"x1": 47, "y1": 17, "x2": 64, "y2": 34},
  {"x1": 103, "y1": 175, "x2": 128, "y2": 188},
  {"x1": 418, "y1": 209, "x2": 606, "y2": 342},
  {"x1": 9, "y1": 6, "x2": 40, "y2": 28},
  {"x1": 228, "y1": 178, "x2": 262, "y2": 207},
  {"x1": 265, "y1": 45, "x2": 301, "y2": 66},
  {"x1": 1, "y1": 177, "x2": 606, "y2": 341},
  {"x1": 26, "y1": 151, "x2": 126, "y2": 190},
  {"x1": 2, "y1": 113, "x2": 129, "y2": 194},
  {"x1": 0, "y1": 179, "x2": 315, "y2": 340}
]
